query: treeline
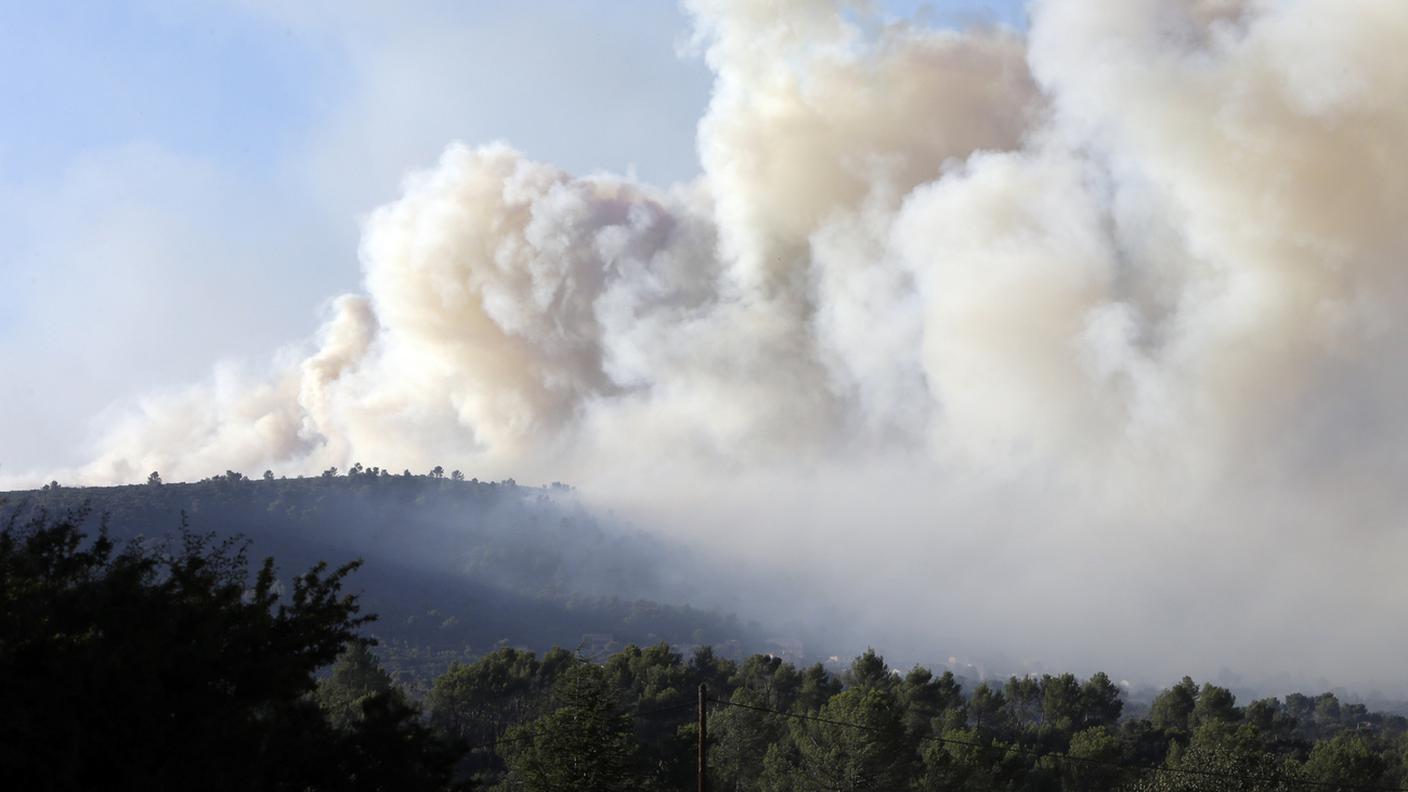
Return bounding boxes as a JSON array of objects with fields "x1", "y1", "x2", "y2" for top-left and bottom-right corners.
[{"x1": 390, "y1": 641, "x2": 1408, "y2": 790}]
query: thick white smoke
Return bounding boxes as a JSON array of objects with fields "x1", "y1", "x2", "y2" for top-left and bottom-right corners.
[{"x1": 34, "y1": 0, "x2": 1408, "y2": 689}]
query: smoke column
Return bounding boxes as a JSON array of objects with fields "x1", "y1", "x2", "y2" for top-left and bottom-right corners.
[{"x1": 32, "y1": 0, "x2": 1408, "y2": 688}]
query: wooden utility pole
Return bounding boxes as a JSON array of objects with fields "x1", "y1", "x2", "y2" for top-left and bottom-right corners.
[{"x1": 697, "y1": 683, "x2": 708, "y2": 792}]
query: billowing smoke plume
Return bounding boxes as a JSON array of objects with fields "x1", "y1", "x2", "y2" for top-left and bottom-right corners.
[{"x1": 37, "y1": 0, "x2": 1408, "y2": 688}]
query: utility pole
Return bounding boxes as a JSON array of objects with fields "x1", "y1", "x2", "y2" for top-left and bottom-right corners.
[{"x1": 697, "y1": 683, "x2": 708, "y2": 792}]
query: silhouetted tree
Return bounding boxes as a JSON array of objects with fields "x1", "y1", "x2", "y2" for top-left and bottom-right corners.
[{"x1": 0, "y1": 510, "x2": 463, "y2": 791}]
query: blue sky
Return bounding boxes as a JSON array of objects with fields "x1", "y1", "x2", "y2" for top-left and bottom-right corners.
[
  {"x1": 0, "y1": 0, "x2": 1026, "y2": 186},
  {"x1": 0, "y1": 0, "x2": 1027, "y2": 472},
  {"x1": 0, "y1": 1, "x2": 325, "y2": 184}
]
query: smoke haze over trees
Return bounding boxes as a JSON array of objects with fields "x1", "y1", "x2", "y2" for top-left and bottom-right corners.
[
  {"x1": 6, "y1": 0, "x2": 1408, "y2": 692},
  {"x1": 0, "y1": 475, "x2": 763, "y2": 681},
  {"x1": 6, "y1": 504, "x2": 1408, "y2": 791}
]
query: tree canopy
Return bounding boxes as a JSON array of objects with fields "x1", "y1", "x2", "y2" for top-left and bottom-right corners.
[{"x1": 0, "y1": 508, "x2": 463, "y2": 791}]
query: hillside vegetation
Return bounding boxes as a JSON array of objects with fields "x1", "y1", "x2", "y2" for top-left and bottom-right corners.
[
  {"x1": 4, "y1": 505, "x2": 1407, "y2": 791},
  {"x1": 0, "y1": 469, "x2": 758, "y2": 680}
]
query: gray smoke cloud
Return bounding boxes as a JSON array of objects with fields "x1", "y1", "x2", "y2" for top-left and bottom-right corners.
[{"x1": 21, "y1": 0, "x2": 1408, "y2": 690}]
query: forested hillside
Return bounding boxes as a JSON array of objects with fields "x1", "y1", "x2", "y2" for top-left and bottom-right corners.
[
  {"x1": 0, "y1": 470, "x2": 760, "y2": 679},
  {"x1": 4, "y1": 506, "x2": 1405, "y2": 791},
  {"x1": 8, "y1": 493, "x2": 1408, "y2": 789}
]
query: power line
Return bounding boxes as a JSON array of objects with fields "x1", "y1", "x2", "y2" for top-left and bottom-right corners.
[{"x1": 708, "y1": 697, "x2": 1408, "y2": 792}]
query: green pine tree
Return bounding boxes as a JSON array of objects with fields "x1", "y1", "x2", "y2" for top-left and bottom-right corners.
[{"x1": 499, "y1": 662, "x2": 639, "y2": 791}]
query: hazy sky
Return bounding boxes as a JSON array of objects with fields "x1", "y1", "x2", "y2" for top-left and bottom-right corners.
[{"x1": 0, "y1": 0, "x2": 1024, "y2": 473}]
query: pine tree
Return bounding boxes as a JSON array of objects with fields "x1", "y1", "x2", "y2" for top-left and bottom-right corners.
[{"x1": 500, "y1": 663, "x2": 638, "y2": 791}]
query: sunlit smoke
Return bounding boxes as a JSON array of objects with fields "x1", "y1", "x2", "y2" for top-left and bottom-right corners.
[{"x1": 26, "y1": 0, "x2": 1408, "y2": 689}]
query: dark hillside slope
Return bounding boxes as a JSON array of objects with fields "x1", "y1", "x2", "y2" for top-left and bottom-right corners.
[{"x1": 0, "y1": 473, "x2": 758, "y2": 679}]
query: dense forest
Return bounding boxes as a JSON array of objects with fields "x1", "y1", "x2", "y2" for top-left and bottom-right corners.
[
  {"x1": 413, "y1": 645, "x2": 1408, "y2": 791},
  {"x1": 3, "y1": 503, "x2": 1407, "y2": 791},
  {"x1": 4, "y1": 478, "x2": 1408, "y2": 790}
]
